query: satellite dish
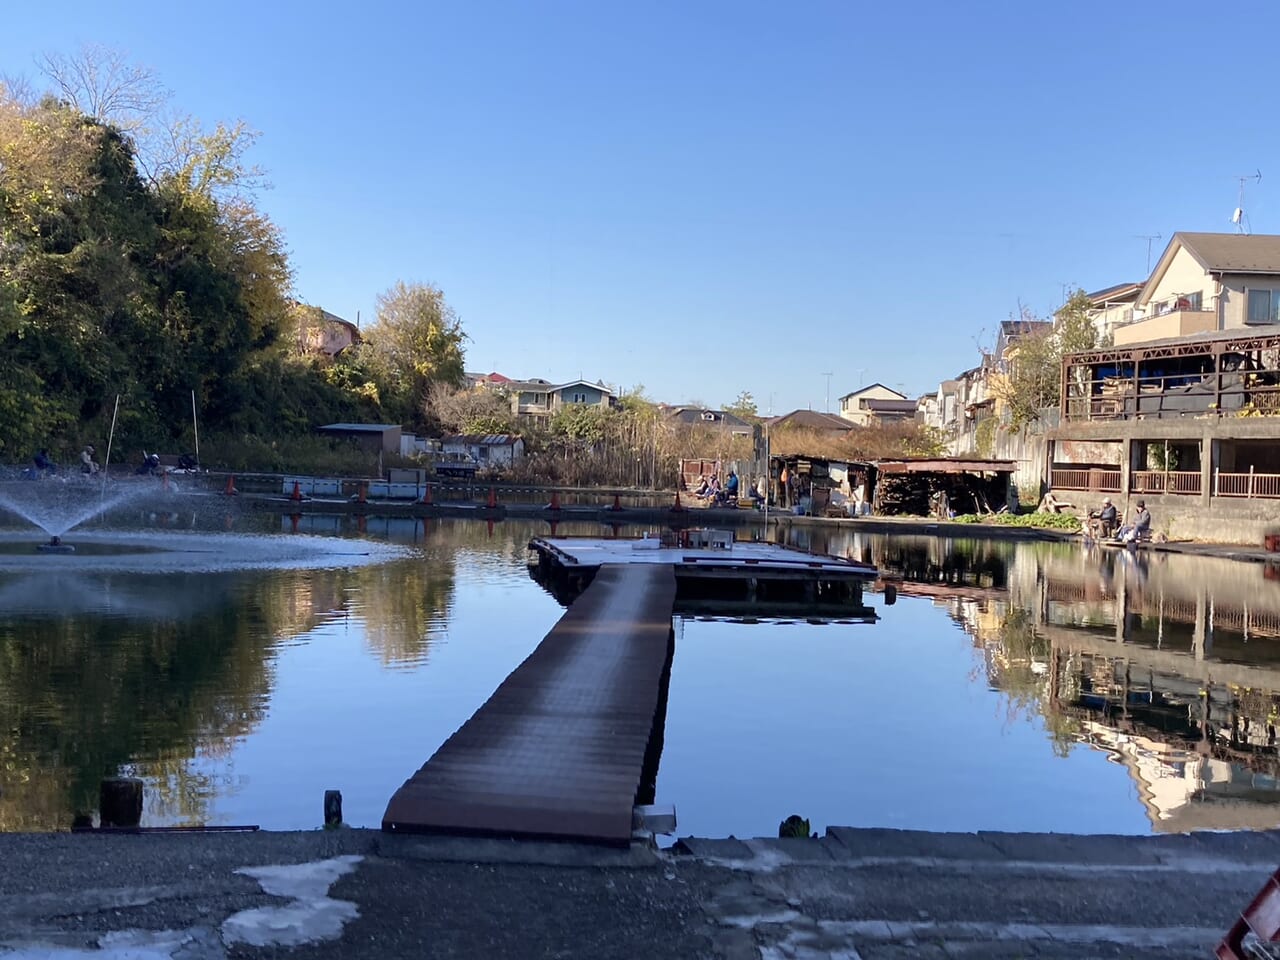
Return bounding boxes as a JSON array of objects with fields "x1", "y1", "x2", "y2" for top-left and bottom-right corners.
[{"x1": 1232, "y1": 207, "x2": 1244, "y2": 225}]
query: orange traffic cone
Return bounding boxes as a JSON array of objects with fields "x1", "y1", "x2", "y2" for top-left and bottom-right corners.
[
  {"x1": 290, "y1": 481, "x2": 303, "y2": 502},
  {"x1": 609, "y1": 493, "x2": 623, "y2": 511},
  {"x1": 420, "y1": 483, "x2": 433, "y2": 505},
  {"x1": 223, "y1": 474, "x2": 238, "y2": 496},
  {"x1": 672, "y1": 491, "x2": 685, "y2": 512},
  {"x1": 487, "y1": 487, "x2": 497, "y2": 509},
  {"x1": 357, "y1": 482, "x2": 368, "y2": 504},
  {"x1": 547, "y1": 491, "x2": 561, "y2": 511}
]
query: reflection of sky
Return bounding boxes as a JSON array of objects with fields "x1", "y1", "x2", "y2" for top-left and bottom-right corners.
[
  {"x1": 193, "y1": 559, "x2": 565, "y2": 829},
  {"x1": 658, "y1": 594, "x2": 1149, "y2": 840}
]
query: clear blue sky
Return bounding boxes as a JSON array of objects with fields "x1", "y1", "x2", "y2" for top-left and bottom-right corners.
[{"x1": 4, "y1": 1, "x2": 1278, "y2": 414}]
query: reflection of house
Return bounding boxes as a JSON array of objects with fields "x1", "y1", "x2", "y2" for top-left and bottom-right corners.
[
  {"x1": 665, "y1": 407, "x2": 754, "y2": 436},
  {"x1": 838, "y1": 383, "x2": 909, "y2": 426},
  {"x1": 505, "y1": 379, "x2": 615, "y2": 420},
  {"x1": 441, "y1": 434, "x2": 525, "y2": 467}
]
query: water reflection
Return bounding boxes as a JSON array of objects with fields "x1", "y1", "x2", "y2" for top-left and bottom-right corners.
[{"x1": 849, "y1": 531, "x2": 1280, "y2": 833}]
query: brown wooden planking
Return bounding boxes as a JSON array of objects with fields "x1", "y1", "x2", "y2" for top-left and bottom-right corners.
[{"x1": 382, "y1": 563, "x2": 677, "y2": 845}]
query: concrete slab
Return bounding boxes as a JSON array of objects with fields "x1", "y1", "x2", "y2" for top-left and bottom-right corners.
[
  {"x1": 825, "y1": 827, "x2": 1005, "y2": 861},
  {"x1": 976, "y1": 831, "x2": 1164, "y2": 865}
]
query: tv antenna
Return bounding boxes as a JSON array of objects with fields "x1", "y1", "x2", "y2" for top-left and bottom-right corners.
[
  {"x1": 1232, "y1": 169, "x2": 1262, "y2": 234},
  {"x1": 1133, "y1": 233, "x2": 1161, "y2": 274}
]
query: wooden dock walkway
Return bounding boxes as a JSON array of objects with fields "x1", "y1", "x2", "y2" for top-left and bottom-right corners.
[{"x1": 382, "y1": 563, "x2": 677, "y2": 845}]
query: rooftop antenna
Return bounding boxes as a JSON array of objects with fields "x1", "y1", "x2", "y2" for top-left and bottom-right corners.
[
  {"x1": 1233, "y1": 169, "x2": 1262, "y2": 234},
  {"x1": 1133, "y1": 233, "x2": 1161, "y2": 274}
]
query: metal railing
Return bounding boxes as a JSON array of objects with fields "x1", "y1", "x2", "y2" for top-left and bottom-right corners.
[
  {"x1": 1215, "y1": 470, "x2": 1280, "y2": 499},
  {"x1": 1130, "y1": 470, "x2": 1202, "y2": 495},
  {"x1": 1050, "y1": 468, "x2": 1122, "y2": 492}
]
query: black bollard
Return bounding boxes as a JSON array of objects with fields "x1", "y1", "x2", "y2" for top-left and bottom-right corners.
[
  {"x1": 324, "y1": 789, "x2": 343, "y2": 827},
  {"x1": 100, "y1": 777, "x2": 143, "y2": 828}
]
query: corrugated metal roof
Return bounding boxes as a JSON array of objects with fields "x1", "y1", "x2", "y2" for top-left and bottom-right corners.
[
  {"x1": 442, "y1": 434, "x2": 522, "y2": 445},
  {"x1": 319, "y1": 423, "x2": 401, "y2": 433}
]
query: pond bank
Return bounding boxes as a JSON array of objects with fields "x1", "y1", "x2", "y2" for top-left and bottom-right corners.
[{"x1": 0, "y1": 826, "x2": 1271, "y2": 959}]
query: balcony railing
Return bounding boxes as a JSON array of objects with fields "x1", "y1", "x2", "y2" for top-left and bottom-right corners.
[
  {"x1": 1130, "y1": 470, "x2": 1202, "y2": 495},
  {"x1": 1050, "y1": 468, "x2": 1121, "y2": 493},
  {"x1": 1215, "y1": 471, "x2": 1280, "y2": 499}
]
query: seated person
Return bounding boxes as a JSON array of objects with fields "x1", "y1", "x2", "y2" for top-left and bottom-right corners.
[
  {"x1": 692, "y1": 475, "x2": 710, "y2": 498},
  {"x1": 748, "y1": 476, "x2": 764, "y2": 503},
  {"x1": 33, "y1": 449, "x2": 56, "y2": 475},
  {"x1": 724, "y1": 471, "x2": 739, "y2": 501},
  {"x1": 1088, "y1": 497, "x2": 1118, "y2": 538},
  {"x1": 704, "y1": 475, "x2": 722, "y2": 503},
  {"x1": 136, "y1": 452, "x2": 162, "y2": 476},
  {"x1": 1117, "y1": 499, "x2": 1152, "y2": 543},
  {"x1": 80, "y1": 445, "x2": 99, "y2": 475}
]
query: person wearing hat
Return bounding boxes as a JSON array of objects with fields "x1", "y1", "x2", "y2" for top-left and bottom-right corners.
[
  {"x1": 1088, "y1": 496, "x2": 1118, "y2": 539},
  {"x1": 1118, "y1": 499, "x2": 1151, "y2": 544}
]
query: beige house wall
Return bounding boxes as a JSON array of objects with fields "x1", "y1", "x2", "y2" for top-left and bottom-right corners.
[
  {"x1": 839, "y1": 384, "x2": 906, "y2": 425},
  {"x1": 1143, "y1": 247, "x2": 1217, "y2": 313},
  {"x1": 1217, "y1": 272, "x2": 1280, "y2": 329}
]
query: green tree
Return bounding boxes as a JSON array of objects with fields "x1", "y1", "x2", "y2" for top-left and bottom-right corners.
[
  {"x1": 994, "y1": 289, "x2": 1100, "y2": 433},
  {"x1": 723, "y1": 390, "x2": 758, "y2": 420},
  {"x1": 360, "y1": 281, "x2": 466, "y2": 426}
]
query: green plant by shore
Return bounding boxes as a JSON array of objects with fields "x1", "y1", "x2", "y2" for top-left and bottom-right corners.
[{"x1": 951, "y1": 512, "x2": 1081, "y2": 532}]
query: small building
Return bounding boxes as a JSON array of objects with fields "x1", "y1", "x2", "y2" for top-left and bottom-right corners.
[
  {"x1": 441, "y1": 434, "x2": 526, "y2": 467},
  {"x1": 838, "y1": 383, "x2": 908, "y2": 425},
  {"x1": 317, "y1": 423, "x2": 402, "y2": 454},
  {"x1": 861, "y1": 397, "x2": 919, "y2": 424}
]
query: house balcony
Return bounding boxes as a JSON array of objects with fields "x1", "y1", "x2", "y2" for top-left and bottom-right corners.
[{"x1": 1112, "y1": 309, "x2": 1216, "y2": 346}]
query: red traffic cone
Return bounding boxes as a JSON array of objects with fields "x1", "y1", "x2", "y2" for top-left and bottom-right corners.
[
  {"x1": 672, "y1": 491, "x2": 685, "y2": 512},
  {"x1": 547, "y1": 491, "x2": 561, "y2": 511},
  {"x1": 357, "y1": 482, "x2": 368, "y2": 504},
  {"x1": 487, "y1": 487, "x2": 497, "y2": 509},
  {"x1": 420, "y1": 483, "x2": 433, "y2": 505},
  {"x1": 223, "y1": 474, "x2": 238, "y2": 496},
  {"x1": 609, "y1": 493, "x2": 623, "y2": 512},
  {"x1": 290, "y1": 481, "x2": 303, "y2": 502}
]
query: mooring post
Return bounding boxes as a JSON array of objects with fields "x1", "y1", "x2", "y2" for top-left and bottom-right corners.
[
  {"x1": 100, "y1": 777, "x2": 143, "y2": 828},
  {"x1": 324, "y1": 789, "x2": 343, "y2": 826}
]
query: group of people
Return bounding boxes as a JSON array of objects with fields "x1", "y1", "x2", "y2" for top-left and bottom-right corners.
[
  {"x1": 26, "y1": 446, "x2": 99, "y2": 477},
  {"x1": 691, "y1": 470, "x2": 742, "y2": 505},
  {"x1": 1088, "y1": 496, "x2": 1152, "y2": 544}
]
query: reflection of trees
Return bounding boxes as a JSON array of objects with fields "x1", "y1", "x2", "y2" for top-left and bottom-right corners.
[
  {"x1": 351, "y1": 560, "x2": 456, "y2": 667},
  {"x1": 0, "y1": 573, "x2": 278, "y2": 831}
]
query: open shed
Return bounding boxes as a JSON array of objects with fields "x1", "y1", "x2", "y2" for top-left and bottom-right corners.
[{"x1": 872, "y1": 457, "x2": 1015, "y2": 517}]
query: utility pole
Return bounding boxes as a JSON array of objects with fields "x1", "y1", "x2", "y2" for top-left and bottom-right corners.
[{"x1": 822, "y1": 372, "x2": 834, "y2": 413}]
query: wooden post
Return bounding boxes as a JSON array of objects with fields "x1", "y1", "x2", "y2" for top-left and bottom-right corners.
[
  {"x1": 100, "y1": 777, "x2": 143, "y2": 828},
  {"x1": 324, "y1": 789, "x2": 343, "y2": 827}
]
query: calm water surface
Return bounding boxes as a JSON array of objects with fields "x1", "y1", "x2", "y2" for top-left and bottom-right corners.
[{"x1": 1, "y1": 510, "x2": 1278, "y2": 837}]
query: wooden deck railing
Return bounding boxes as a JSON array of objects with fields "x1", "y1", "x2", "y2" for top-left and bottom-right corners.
[
  {"x1": 1215, "y1": 471, "x2": 1280, "y2": 499},
  {"x1": 1130, "y1": 470, "x2": 1202, "y2": 495},
  {"x1": 1050, "y1": 468, "x2": 1122, "y2": 492}
]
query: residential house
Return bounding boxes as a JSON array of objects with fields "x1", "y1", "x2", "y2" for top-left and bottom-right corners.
[
  {"x1": 665, "y1": 407, "x2": 754, "y2": 437},
  {"x1": 767, "y1": 410, "x2": 853, "y2": 435},
  {"x1": 1049, "y1": 231, "x2": 1280, "y2": 542},
  {"x1": 464, "y1": 371, "x2": 511, "y2": 390},
  {"x1": 441, "y1": 434, "x2": 526, "y2": 467},
  {"x1": 838, "y1": 383, "x2": 908, "y2": 425},
  {"x1": 505, "y1": 378, "x2": 615, "y2": 420},
  {"x1": 1083, "y1": 282, "x2": 1143, "y2": 342},
  {"x1": 861, "y1": 398, "x2": 919, "y2": 425},
  {"x1": 1111, "y1": 232, "x2": 1280, "y2": 346},
  {"x1": 293, "y1": 303, "x2": 361, "y2": 357}
]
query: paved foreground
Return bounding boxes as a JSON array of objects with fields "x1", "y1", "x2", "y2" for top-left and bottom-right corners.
[{"x1": 1, "y1": 827, "x2": 1278, "y2": 959}]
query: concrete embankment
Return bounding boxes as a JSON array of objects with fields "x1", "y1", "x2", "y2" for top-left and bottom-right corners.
[{"x1": 1, "y1": 827, "x2": 1273, "y2": 959}]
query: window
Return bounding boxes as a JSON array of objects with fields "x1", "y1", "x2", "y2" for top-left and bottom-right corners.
[
  {"x1": 572, "y1": 392, "x2": 587, "y2": 403},
  {"x1": 1248, "y1": 289, "x2": 1280, "y2": 325}
]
